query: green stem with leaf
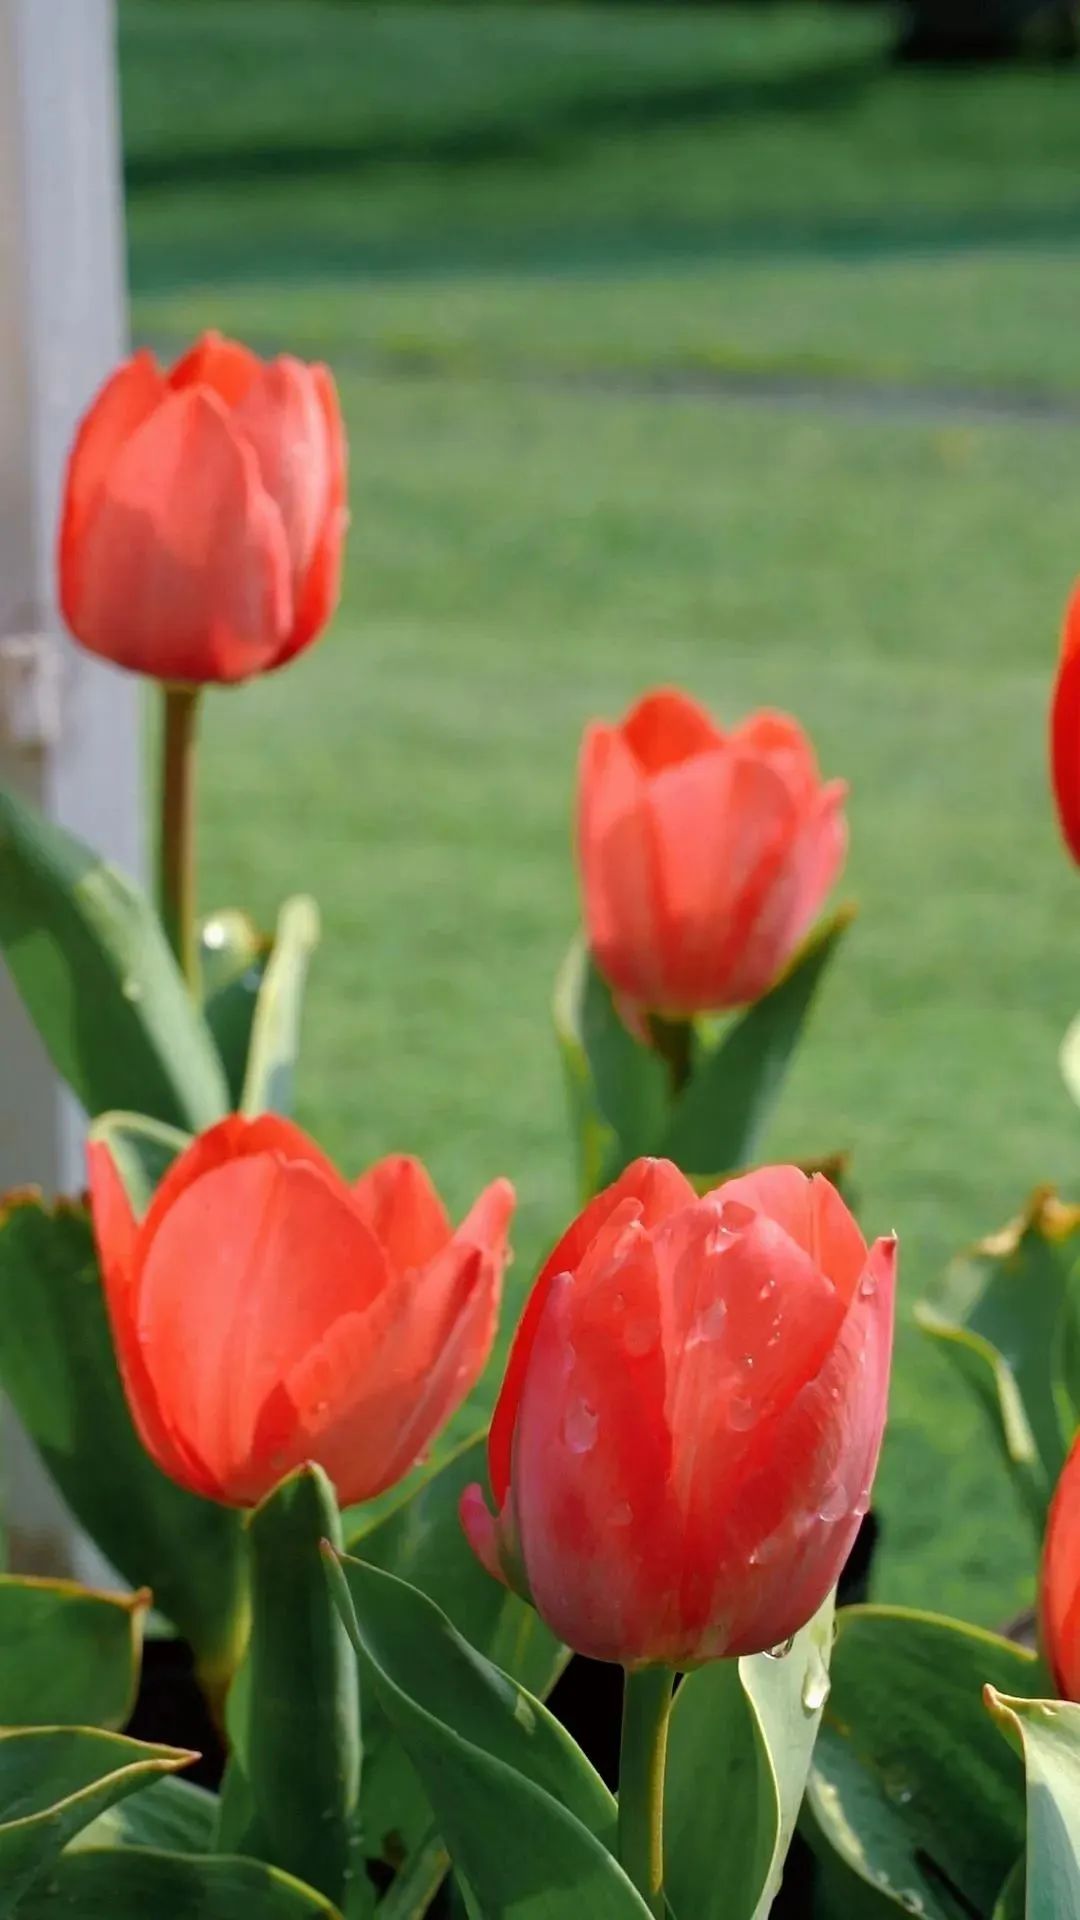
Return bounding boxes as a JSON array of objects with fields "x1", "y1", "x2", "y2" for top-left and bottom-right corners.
[{"x1": 618, "y1": 1665, "x2": 675, "y2": 1917}]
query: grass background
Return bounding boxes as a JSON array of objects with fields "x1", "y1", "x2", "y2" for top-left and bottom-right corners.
[{"x1": 120, "y1": 0, "x2": 1080, "y2": 1622}]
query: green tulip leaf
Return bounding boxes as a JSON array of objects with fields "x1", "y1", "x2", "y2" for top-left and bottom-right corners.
[
  {"x1": 0, "y1": 1575, "x2": 149, "y2": 1730},
  {"x1": 660, "y1": 903, "x2": 854, "y2": 1179},
  {"x1": 554, "y1": 937, "x2": 669, "y2": 1192},
  {"x1": 14, "y1": 1846, "x2": 344, "y2": 1918},
  {"x1": 344, "y1": 1435, "x2": 566, "y2": 1896},
  {"x1": 71, "y1": 1774, "x2": 218, "y2": 1855},
  {"x1": 916, "y1": 1189, "x2": 1080, "y2": 1535},
  {"x1": 991, "y1": 1857, "x2": 1026, "y2": 1920},
  {"x1": 0, "y1": 1727, "x2": 192, "y2": 1917},
  {"x1": 240, "y1": 895, "x2": 320, "y2": 1117},
  {"x1": 0, "y1": 784, "x2": 228, "y2": 1129},
  {"x1": 232, "y1": 1466, "x2": 360, "y2": 1908},
  {"x1": 200, "y1": 909, "x2": 272, "y2": 1108},
  {"x1": 805, "y1": 1607, "x2": 1043, "y2": 1919},
  {"x1": 986, "y1": 1691, "x2": 1080, "y2": 1920},
  {"x1": 326, "y1": 1554, "x2": 649, "y2": 1919},
  {"x1": 1059, "y1": 1009, "x2": 1080, "y2": 1110},
  {"x1": 666, "y1": 1593, "x2": 835, "y2": 1920},
  {"x1": 0, "y1": 1192, "x2": 247, "y2": 1686}
]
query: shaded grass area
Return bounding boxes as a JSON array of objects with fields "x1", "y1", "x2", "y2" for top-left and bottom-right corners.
[
  {"x1": 125, "y1": 1, "x2": 1080, "y2": 392},
  {"x1": 119, "y1": 3, "x2": 1080, "y2": 1618},
  {"x1": 197, "y1": 368, "x2": 1080, "y2": 1623}
]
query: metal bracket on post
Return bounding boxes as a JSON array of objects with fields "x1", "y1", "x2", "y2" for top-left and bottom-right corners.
[{"x1": 0, "y1": 632, "x2": 62, "y2": 750}]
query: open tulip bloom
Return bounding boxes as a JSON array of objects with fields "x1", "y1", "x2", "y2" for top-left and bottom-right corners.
[
  {"x1": 88, "y1": 1114, "x2": 514, "y2": 1509},
  {"x1": 463, "y1": 1157, "x2": 896, "y2": 1669}
]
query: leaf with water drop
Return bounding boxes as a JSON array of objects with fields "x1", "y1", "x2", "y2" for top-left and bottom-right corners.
[{"x1": 665, "y1": 1592, "x2": 835, "y2": 1920}]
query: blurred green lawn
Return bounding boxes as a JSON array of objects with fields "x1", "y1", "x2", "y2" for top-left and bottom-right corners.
[{"x1": 121, "y1": 1, "x2": 1080, "y2": 1622}]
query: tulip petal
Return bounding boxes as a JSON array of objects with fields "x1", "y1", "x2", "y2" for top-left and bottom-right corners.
[
  {"x1": 60, "y1": 353, "x2": 168, "y2": 632},
  {"x1": 715, "y1": 1232, "x2": 896, "y2": 1660},
  {"x1": 87, "y1": 1140, "x2": 220, "y2": 1499},
  {"x1": 135, "y1": 1154, "x2": 390, "y2": 1502},
  {"x1": 352, "y1": 1154, "x2": 453, "y2": 1273},
  {"x1": 71, "y1": 389, "x2": 293, "y2": 685},
  {"x1": 274, "y1": 365, "x2": 347, "y2": 668},
  {"x1": 455, "y1": 1176, "x2": 516, "y2": 1265},
  {"x1": 232, "y1": 357, "x2": 331, "y2": 588},
  {"x1": 1042, "y1": 1429, "x2": 1080, "y2": 1699},
  {"x1": 621, "y1": 688, "x2": 723, "y2": 774},
  {"x1": 168, "y1": 330, "x2": 261, "y2": 405},
  {"x1": 140, "y1": 1113, "x2": 341, "y2": 1251},
  {"x1": 729, "y1": 709, "x2": 822, "y2": 806},
  {"x1": 487, "y1": 1157, "x2": 691, "y2": 1506},
  {"x1": 1052, "y1": 586, "x2": 1080, "y2": 867},
  {"x1": 460, "y1": 1483, "x2": 509, "y2": 1587},
  {"x1": 578, "y1": 723, "x2": 669, "y2": 1006}
]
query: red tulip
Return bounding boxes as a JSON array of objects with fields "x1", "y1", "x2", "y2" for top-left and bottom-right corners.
[
  {"x1": 577, "y1": 689, "x2": 847, "y2": 1014},
  {"x1": 88, "y1": 1115, "x2": 513, "y2": 1509},
  {"x1": 462, "y1": 1158, "x2": 894, "y2": 1667},
  {"x1": 60, "y1": 331, "x2": 346, "y2": 685},
  {"x1": 1041, "y1": 1433, "x2": 1080, "y2": 1698},
  {"x1": 1051, "y1": 583, "x2": 1080, "y2": 865}
]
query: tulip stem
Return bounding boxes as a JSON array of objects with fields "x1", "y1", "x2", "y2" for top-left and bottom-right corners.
[
  {"x1": 160, "y1": 683, "x2": 201, "y2": 993},
  {"x1": 647, "y1": 1013, "x2": 694, "y2": 1096},
  {"x1": 617, "y1": 1665, "x2": 675, "y2": 1918}
]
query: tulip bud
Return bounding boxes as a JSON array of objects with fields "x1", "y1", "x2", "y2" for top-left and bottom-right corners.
[
  {"x1": 577, "y1": 689, "x2": 847, "y2": 1014},
  {"x1": 59, "y1": 331, "x2": 347, "y2": 685},
  {"x1": 1051, "y1": 582, "x2": 1080, "y2": 866},
  {"x1": 88, "y1": 1115, "x2": 513, "y2": 1509},
  {"x1": 1041, "y1": 1432, "x2": 1080, "y2": 1699},
  {"x1": 462, "y1": 1158, "x2": 895, "y2": 1668}
]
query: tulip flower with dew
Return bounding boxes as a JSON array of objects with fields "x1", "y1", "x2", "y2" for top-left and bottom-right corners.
[{"x1": 462, "y1": 1157, "x2": 895, "y2": 1916}]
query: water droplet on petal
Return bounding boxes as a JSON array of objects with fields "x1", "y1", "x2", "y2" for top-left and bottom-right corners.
[
  {"x1": 817, "y1": 1483, "x2": 849, "y2": 1525},
  {"x1": 611, "y1": 1501, "x2": 632, "y2": 1527},
  {"x1": 801, "y1": 1661, "x2": 831, "y2": 1713},
  {"x1": 728, "y1": 1393, "x2": 757, "y2": 1432},
  {"x1": 686, "y1": 1296, "x2": 728, "y2": 1349},
  {"x1": 859, "y1": 1268, "x2": 878, "y2": 1298},
  {"x1": 765, "y1": 1637, "x2": 795, "y2": 1661},
  {"x1": 563, "y1": 1398, "x2": 598, "y2": 1453}
]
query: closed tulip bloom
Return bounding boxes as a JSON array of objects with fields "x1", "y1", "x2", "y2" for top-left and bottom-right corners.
[
  {"x1": 1041, "y1": 1433, "x2": 1080, "y2": 1699},
  {"x1": 88, "y1": 1115, "x2": 513, "y2": 1509},
  {"x1": 1051, "y1": 582, "x2": 1080, "y2": 865},
  {"x1": 462, "y1": 1158, "x2": 894, "y2": 1668},
  {"x1": 60, "y1": 331, "x2": 346, "y2": 684},
  {"x1": 578, "y1": 689, "x2": 847, "y2": 1014}
]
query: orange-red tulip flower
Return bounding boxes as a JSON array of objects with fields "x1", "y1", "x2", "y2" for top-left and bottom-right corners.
[
  {"x1": 60, "y1": 331, "x2": 346, "y2": 685},
  {"x1": 577, "y1": 689, "x2": 847, "y2": 1014},
  {"x1": 88, "y1": 1115, "x2": 513, "y2": 1509},
  {"x1": 462, "y1": 1158, "x2": 894, "y2": 1667},
  {"x1": 1041, "y1": 1432, "x2": 1080, "y2": 1699},
  {"x1": 1051, "y1": 583, "x2": 1080, "y2": 866}
]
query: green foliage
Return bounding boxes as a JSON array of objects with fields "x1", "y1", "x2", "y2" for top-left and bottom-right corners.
[
  {"x1": 0, "y1": 786, "x2": 227, "y2": 1130},
  {"x1": 917, "y1": 1190, "x2": 1080, "y2": 1534},
  {"x1": 200, "y1": 909, "x2": 272, "y2": 1107},
  {"x1": 986, "y1": 1691, "x2": 1080, "y2": 1918},
  {"x1": 666, "y1": 1595, "x2": 835, "y2": 1920},
  {"x1": 0, "y1": 1577, "x2": 148, "y2": 1732},
  {"x1": 14, "y1": 1847, "x2": 343, "y2": 1918},
  {"x1": 806, "y1": 1607, "x2": 1044, "y2": 1918},
  {"x1": 234, "y1": 1467, "x2": 360, "y2": 1907},
  {"x1": 240, "y1": 896, "x2": 321, "y2": 1115},
  {"x1": 0, "y1": 1728, "x2": 192, "y2": 1918},
  {"x1": 0, "y1": 1193, "x2": 246, "y2": 1682},
  {"x1": 327, "y1": 1556, "x2": 648, "y2": 1918}
]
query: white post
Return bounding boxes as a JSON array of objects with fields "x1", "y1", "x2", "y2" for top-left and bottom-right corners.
[{"x1": 0, "y1": 0, "x2": 143, "y2": 1573}]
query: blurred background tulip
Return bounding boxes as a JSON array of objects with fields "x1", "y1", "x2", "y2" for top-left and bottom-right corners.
[
  {"x1": 463, "y1": 1156, "x2": 895, "y2": 1668},
  {"x1": 60, "y1": 330, "x2": 346, "y2": 687},
  {"x1": 1051, "y1": 582, "x2": 1080, "y2": 867},
  {"x1": 1040, "y1": 1430, "x2": 1080, "y2": 1698},
  {"x1": 89, "y1": 1114, "x2": 513, "y2": 1509},
  {"x1": 577, "y1": 689, "x2": 847, "y2": 1016}
]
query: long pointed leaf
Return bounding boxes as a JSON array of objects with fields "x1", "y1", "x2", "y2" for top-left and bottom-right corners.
[
  {"x1": 241, "y1": 896, "x2": 320, "y2": 1117},
  {"x1": 986, "y1": 1691, "x2": 1080, "y2": 1920}
]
